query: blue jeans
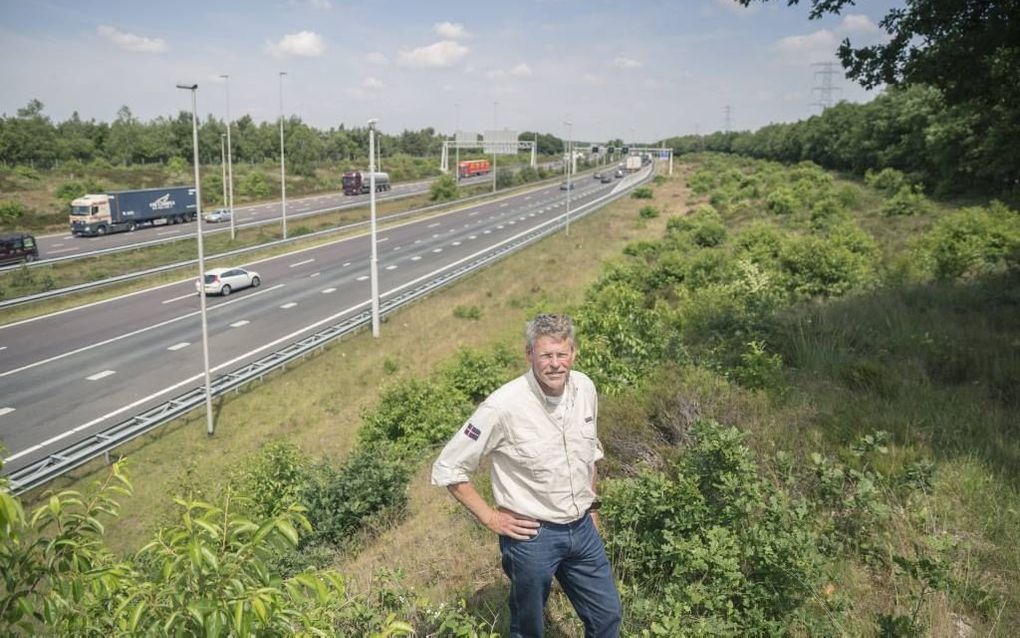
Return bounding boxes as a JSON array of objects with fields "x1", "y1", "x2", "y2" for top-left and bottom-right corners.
[{"x1": 499, "y1": 512, "x2": 622, "y2": 638}]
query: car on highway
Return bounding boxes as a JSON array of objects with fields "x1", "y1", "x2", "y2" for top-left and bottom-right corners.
[
  {"x1": 204, "y1": 208, "x2": 232, "y2": 223},
  {"x1": 0, "y1": 232, "x2": 39, "y2": 266},
  {"x1": 197, "y1": 267, "x2": 261, "y2": 296},
  {"x1": 593, "y1": 172, "x2": 602, "y2": 180},
  {"x1": 614, "y1": 169, "x2": 625, "y2": 178},
  {"x1": 559, "y1": 182, "x2": 575, "y2": 190},
  {"x1": 601, "y1": 174, "x2": 613, "y2": 184}
]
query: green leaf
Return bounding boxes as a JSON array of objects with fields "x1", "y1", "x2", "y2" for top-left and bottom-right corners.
[
  {"x1": 275, "y1": 519, "x2": 299, "y2": 546},
  {"x1": 129, "y1": 601, "x2": 147, "y2": 631}
]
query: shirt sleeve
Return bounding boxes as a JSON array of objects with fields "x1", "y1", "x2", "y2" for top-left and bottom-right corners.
[
  {"x1": 431, "y1": 402, "x2": 505, "y2": 486},
  {"x1": 592, "y1": 389, "x2": 604, "y2": 463}
]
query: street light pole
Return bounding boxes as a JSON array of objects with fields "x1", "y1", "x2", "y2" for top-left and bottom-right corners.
[
  {"x1": 220, "y1": 134, "x2": 227, "y2": 206},
  {"x1": 279, "y1": 71, "x2": 288, "y2": 239},
  {"x1": 454, "y1": 102, "x2": 460, "y2": 184},
  {"x1": 564, "y1": 119, "x2": 572, "y2": 236},
  {"x1": 176, "y1": 83, "x2": 215, "y2": 436},
  {"x1": 368, "y1": 119, "x2": 380, "y2": 338},
  {"x1": 492, "y1": 101, "x2": 498, "y2": 193},
  {"x1": 220, "y1": 74, "x2": 236, "y2": 240}
]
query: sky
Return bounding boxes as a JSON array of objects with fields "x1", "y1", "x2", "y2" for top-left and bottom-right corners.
[{"x1": 0, "y1": 0, "x2": 900, "y2": 142}]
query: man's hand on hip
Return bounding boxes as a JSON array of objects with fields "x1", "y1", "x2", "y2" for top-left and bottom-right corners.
[{"x1": 486, "y1": 509, "x2": 540, "y2": 540}]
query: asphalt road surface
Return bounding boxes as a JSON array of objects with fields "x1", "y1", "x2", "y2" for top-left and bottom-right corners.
[{"x1": 0, "y1": 169, "x2": 640, "y2": 474}]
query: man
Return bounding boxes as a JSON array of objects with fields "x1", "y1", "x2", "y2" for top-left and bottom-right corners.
[{"x1": 432, "y1": 313, "x2": 622, "y2": 637}]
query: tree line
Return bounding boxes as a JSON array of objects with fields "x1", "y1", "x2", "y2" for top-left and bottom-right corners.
[{"x1": 0, "y1": 100, "x2": 567, "y2": 175}]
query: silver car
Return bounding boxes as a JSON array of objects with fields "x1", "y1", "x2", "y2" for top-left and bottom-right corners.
[
  {"x1": 204, "y1": 208, "x2": 232, "y2": 223},
  {"x1": 197, "y1": 267, "x2": 261, "y2": 296}
]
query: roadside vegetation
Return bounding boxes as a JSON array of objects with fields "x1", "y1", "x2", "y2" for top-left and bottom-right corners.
[{"x1": 4, "y1": 155, "x2": 1018, "y2": 635}]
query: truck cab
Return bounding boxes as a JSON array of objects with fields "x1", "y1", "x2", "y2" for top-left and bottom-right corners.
[{"x1": 69, "y1": 194, "x2": 113, "y2": 236}]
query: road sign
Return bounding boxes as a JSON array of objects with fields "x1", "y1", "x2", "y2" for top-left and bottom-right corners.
[{"x1": 483, "y1": 129, "x2": 519, "y2": 155}]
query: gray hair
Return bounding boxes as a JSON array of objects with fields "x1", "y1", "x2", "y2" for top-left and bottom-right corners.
[{"x1": 525, "y1": 313, "x2": 575, "y2": 353}]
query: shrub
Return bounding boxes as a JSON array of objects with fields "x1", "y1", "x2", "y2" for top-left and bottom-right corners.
[
  {"x1": 13, "y1": 165, "x2": 40, "y2": 180},
  {"x1": 881, "y1": 185, "x2": 929, "y2": 217},
  {"x1": 238, "y1": 171, "x2": 271, "y2": 198},
  {"x1": 653, "y1": 175, "x2": 667, "y2": 186},
  {"x1": 915, "y1": 201, "x2": 1020, "y2": 280},
  {"x1": 765, "y1": 187, "x2": 797, "y2": 215},
  {"x1": 0, "y1": 200, "x2": 27, "y2": 226},
  {"x1": 731, "y1": 340, "x2": 784, "y2": 391},
  {"x1": 429, "y1": 174, "x2": 459, "y2": 202},
  {"x1": 439, "y1": 346, "x2": 517, "y2": 403},
  {"x1": 496, "y1": 167, "x2": 515, "y2": 188},
  {"x1": 55, "y1": 178, "x2": 103, "y2": 203},
  {"x1": 631, "y1": 187, "x2": 653, "y2": 199},
  {"x1": 226, "y1": 440, "x2": 312, "y2": 520},
  {"x1": 166, "y1": 156, "x2": 188, "y2": 173},
  {"x1": 667, "y1": 204, "x2": 726, "y2": 248},
  {"x1": 301, "y1": 442, "x2": 412, "y2": 547},
  {"x1": 638, "y1": 205, "x2": 659, "y2": 219},
  {"x1": 359, "y1": 377, "x2": 474, "y2": 450},
  {"x1": 779, "y1": 226, "x2": 879, "y2": 298},
  {"x1": 602, "y1": 420, "x2": 822, "y2": 634},
  {"x1": 865, "y1": 167, "x2": 909, "y2": 194}
]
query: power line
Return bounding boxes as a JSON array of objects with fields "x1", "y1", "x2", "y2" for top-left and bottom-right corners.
[
  {"x1": 723, "y1": 105, "x2": 732, "y2": 133},
  {"x1": 811, "y1": 62, "x2": 842, "y2": 112}
]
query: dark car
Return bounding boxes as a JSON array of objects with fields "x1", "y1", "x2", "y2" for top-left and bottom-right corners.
[
  {"x1": 560, "y1": 182, "x2": 575, "y2": 190},
  {"x1": 0, "y1": 232, "x2": 39, "y2": 266},
  {"x1": 601, "y1": 174, "x2": 613, "y2": 184}
]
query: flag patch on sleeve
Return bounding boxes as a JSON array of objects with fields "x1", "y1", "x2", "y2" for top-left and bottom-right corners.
[
  {"x1": 585, "y1": 416, "x2": 593, "y2": 423},
  {"x1": 463, "y1": 423, "x2": 481, "y2": 440}
]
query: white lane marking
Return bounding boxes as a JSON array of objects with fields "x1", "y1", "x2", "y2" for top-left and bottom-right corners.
[
  {"x1": 468, "y1": 235, "x2": 477, "y2": 240},
  {"x1": 162, "y1": 292, "x2": 196, "y2": 305},
  {"x1": 157, "y1": 230, "x2": 180, "y2": 236},
  {"x1": 0, "y1": 284, "x2": 286, "y2": 379},
  {"x1": 5, "y1": 296, "x2": 378, "y2": 464},
  {"x1": 483, "y1": 229, "x2": 492, "y2": 234},
  {"x1": 497, "y1": 225, "x2": 504, "y2": 229},
  {"x1": 468, "y1": 211, "x2": 478, "y2": 216},
  {"x1": 508, "y1": 221, "x2": 516, "y2": 225},
  {"x1": 427, "y1": 222, "x2": 440, "y2": 228},
  {"x1": 356, "y1": 275, "x2": 369, "y2": 281},
  {"x1": 167, "y1": 342, "x2": 190, "y2": 351},
  {"x1": 51, "y1": 243, "x2": 64, "y2": 247},
  {"x1": 0, "y1": 346, "x2": 7, "y2": 351},
  {"x1": 280, "y1": 302, "x2": 297, "y2": 309},
  {"x1": 378, "y1": 237, "x2": 389, "y2": 243},
  {"x1": 524, "y1": 196, "x2": 531, "y2": 200},
  {"x1": 342, "y1": 261, "x2": 351, "y2": 267},
  {"x1": 411, "y1": 255, "x2": 421, "y2": 261},
  {"x1": 0, "y1": 407, "x2": 15, "y2": 416},
  {"x1": 48, "y1": 248, "x2": 77, "y2": 254},
  {"x1": 230, "y1": 320, "x2": 250, "y2": 328},
  {"x1": 452, "y1": 241, "x2": 461, "y2": 246},
  {"x1": 393, "y1": 246, "x2": 401, "y2": 251},
  {"x1": 290, "y1": 258, "x2": 315, "y2": 268},
  {"x1": 310, "y1": 272, "x2": 321, "y2": 278},
  {"x1": 433, "y1": 248, "x2": 443, "y2": 253},
  {"x1": 385, "y1": 265, "x2": 397, "y2": 270},
  {"x1": 529, "y1": 213, "x2": 535, "y2": 217},
  {"x1": 432, "y1": 234, "x2": 440, "y2": 239},
  {"x1": 500, "y1": 203, "x2": 508, "y2": 207},
  {"x1": 86, "y1": 370, "x2": 116, "y2": 381},
  {"x1": 322, "y1": 288, "x2": 337, "y2": 294},
  {"x1": 414, "y1": 239, "x2": 421, "y2": 244}
]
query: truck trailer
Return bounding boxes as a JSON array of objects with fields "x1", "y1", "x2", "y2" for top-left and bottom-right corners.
[
  {"x1": 625, "y1": 155, "x2": 643, "y2": 172},
  {"x1": 458, "y1": 159, "x2": 490, "y2": 179},
  {"x1": 342, "y1": 171, "x2": 391, "y2": 195},
  {"x1": 70, "y1": 186, "x2": 197, "y2": 236}
]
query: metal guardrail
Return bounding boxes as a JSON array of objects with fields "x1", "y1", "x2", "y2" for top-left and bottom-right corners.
[
  {"x1": 3, "y1": 166, "x2": 652, "y2": 494},
  {"x1": 0, "y1": 174, "x2": 578, "y2": 311}
]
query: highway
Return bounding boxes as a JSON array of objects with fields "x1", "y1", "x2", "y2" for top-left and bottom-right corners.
[
  {"x1": 26, "y1": 172, "x2": 501, "y2": 265},
  {"x1": 0, "y1": 169, "x2": 638, "y2": 476}
]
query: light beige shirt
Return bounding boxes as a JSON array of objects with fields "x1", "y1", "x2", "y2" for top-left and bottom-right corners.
[{"x1": 431, "y1": 369, "x2": 603, "y2": 524}]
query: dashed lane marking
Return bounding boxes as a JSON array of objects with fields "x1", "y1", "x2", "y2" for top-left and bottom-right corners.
[
  {"x1": 230, "y1": 320, "x2": 250, "y2": 328},
  {"x1": 289, "y1": 258, "x2": 315, "y2": 268},
  {"x1": 86, "y1": 370, "x2": 116, "y2": 381},
  {"x1": 322, "y1": 288, "x2": 337, "y2": 294},
  {"x1": 280, "y1": 302, "x2": 298, "y2": 309},
  {"x1": 167, "y1": 342, "x2": 190, "y2": 351},
  {"x1": 0, "y1": 407, "x2": 14, "y2": 416}
]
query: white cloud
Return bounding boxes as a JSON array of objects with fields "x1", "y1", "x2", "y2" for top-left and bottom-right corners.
[
  {"x1": 266, "y1": 31, "x2": 326, "y2": 58},
  {"x1": 484, "y1": 69, "x2": 506, "y2": 80},
  {"x1": 397, "y1": 40, "x2": 468, "y2": 68},
  {"x1": 581, "y1": 73, "x2": 604, "y2": 86},
  {"x1": 702, "y1": 0, "x2": 759, "y2": 17},
  {"x1": 96, "y1": 25, "x2": 167, "y2": 53},
  {"x1": 363, "y1": 76, "x2": 384, "y2": 89},
  {"x1": 366, "y1": 51, "x2": 388, "y2": 65},
  {"x1": 839, "y1": 14, "x2": 881, "y2": 35},
  {"x1": 774, "y1": 29, "x2": 838, "y2": 64},
  {"x1": 509, "y1": 63, "x2": 532, "y2": 77},
  {"x1": 613, "y1": 56, "x2": 642, "y2": 69},
  {"x1": 434, "y1": 21, "x2": 468, "y2": 39},
  {"x1": 289, "y1": 0, "x2": 332, "y2": 9}
]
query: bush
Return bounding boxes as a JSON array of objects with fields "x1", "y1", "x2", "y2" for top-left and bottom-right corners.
[
  {"x1": 55, "y1": 178, "x2": 103, "y2": 203},
  {"x1": 439, "y1": 346, "x2": 517, "y2": 403},
  {"x1": 881, "y1": 185, "x2": 929, "y2": 217},
  {"x1": 865, "y1": 167, "x2": 909, "y2": 194},
  {"x1": 602, "y1": 420, "x2": 822, "y2": 634},
  {"x1": 765, "y1": 187, "x2": 797, "y2": 215},
  {"x1": 359, "y1": 377, "x2": 474, "y2": 450},
  {"x1": 779, "y1": 225, "x2": 879, "y2": 298},
  {"x1": 452, "y1": 304, "x2": 481, "y2": 320},
  {"x1": 429, "y1": 174, "x2": 459, "y2": 202},
  {"x1": 226, "y1": 441, "x2": 312, "y2": 520},
  {"x1": 496, "y1": 167, "x2": 515, "y2": 189},
  {"x1": 653, "y1": 175, "x2": 667, "y2": 186},
  {"x1": 631, "y1": 187, "x2": 653, "y2": 199},
  {"x1": 638, "y1": 205, "x2": 659, "y2": 219},
  {"x1": 667, "y1": 204, "x2": 726, "y2": 248},
  {"x1": 166, "y1": 156, "x2": 188, "y2": 173},
  {"x1": 0, "y1": 200, "x2": 27, "y2": 226},
  {"x1": 916, "y1": 201, "x2": 1020, "y2": 280},
  {"x1": 238, "y1": 171, "x2": 271, "y2": 198}
]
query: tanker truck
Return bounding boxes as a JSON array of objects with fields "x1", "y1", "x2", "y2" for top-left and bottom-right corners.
[
  {"x1": 342, "y1": 171, "x2": 391, "y2": 195},
  {"x1": 70, "y1": 186, "x2": 197, "y2": 236}
]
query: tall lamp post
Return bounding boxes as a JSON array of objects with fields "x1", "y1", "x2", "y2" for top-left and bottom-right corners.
[
  {"x1": 564, "y1": 119, "x2": 573, "y2": 236},
  {"x1": 175, "y1": 82, "x2": 215, "y2": 436},
  {"x1": 368, "y1": 119, "x2": 381, "y2": 338},
  {"x1": 492, "y1": 101, "x2": 498, "y2": 193},
  {"x1": 454, "y1": 102, "x2": 460, "y2": 183},
  {"x1": 220, "y1": 134, "x2": 228, "y2": 206},
  {"x1": 279, "y1": 71, "x2": 288, "y2": 239},
  {"x1": 220, "y1": 74, "x2": 236, "y2": 240}
]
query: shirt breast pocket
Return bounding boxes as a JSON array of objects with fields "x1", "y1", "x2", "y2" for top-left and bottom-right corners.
[{"x1": 514, "y1": 439, "x2": 555, "y2": 483}]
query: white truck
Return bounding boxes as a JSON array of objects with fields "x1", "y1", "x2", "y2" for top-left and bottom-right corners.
[{"x1": 625, "y1": 155, "x2": 642, "y2": 172}]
